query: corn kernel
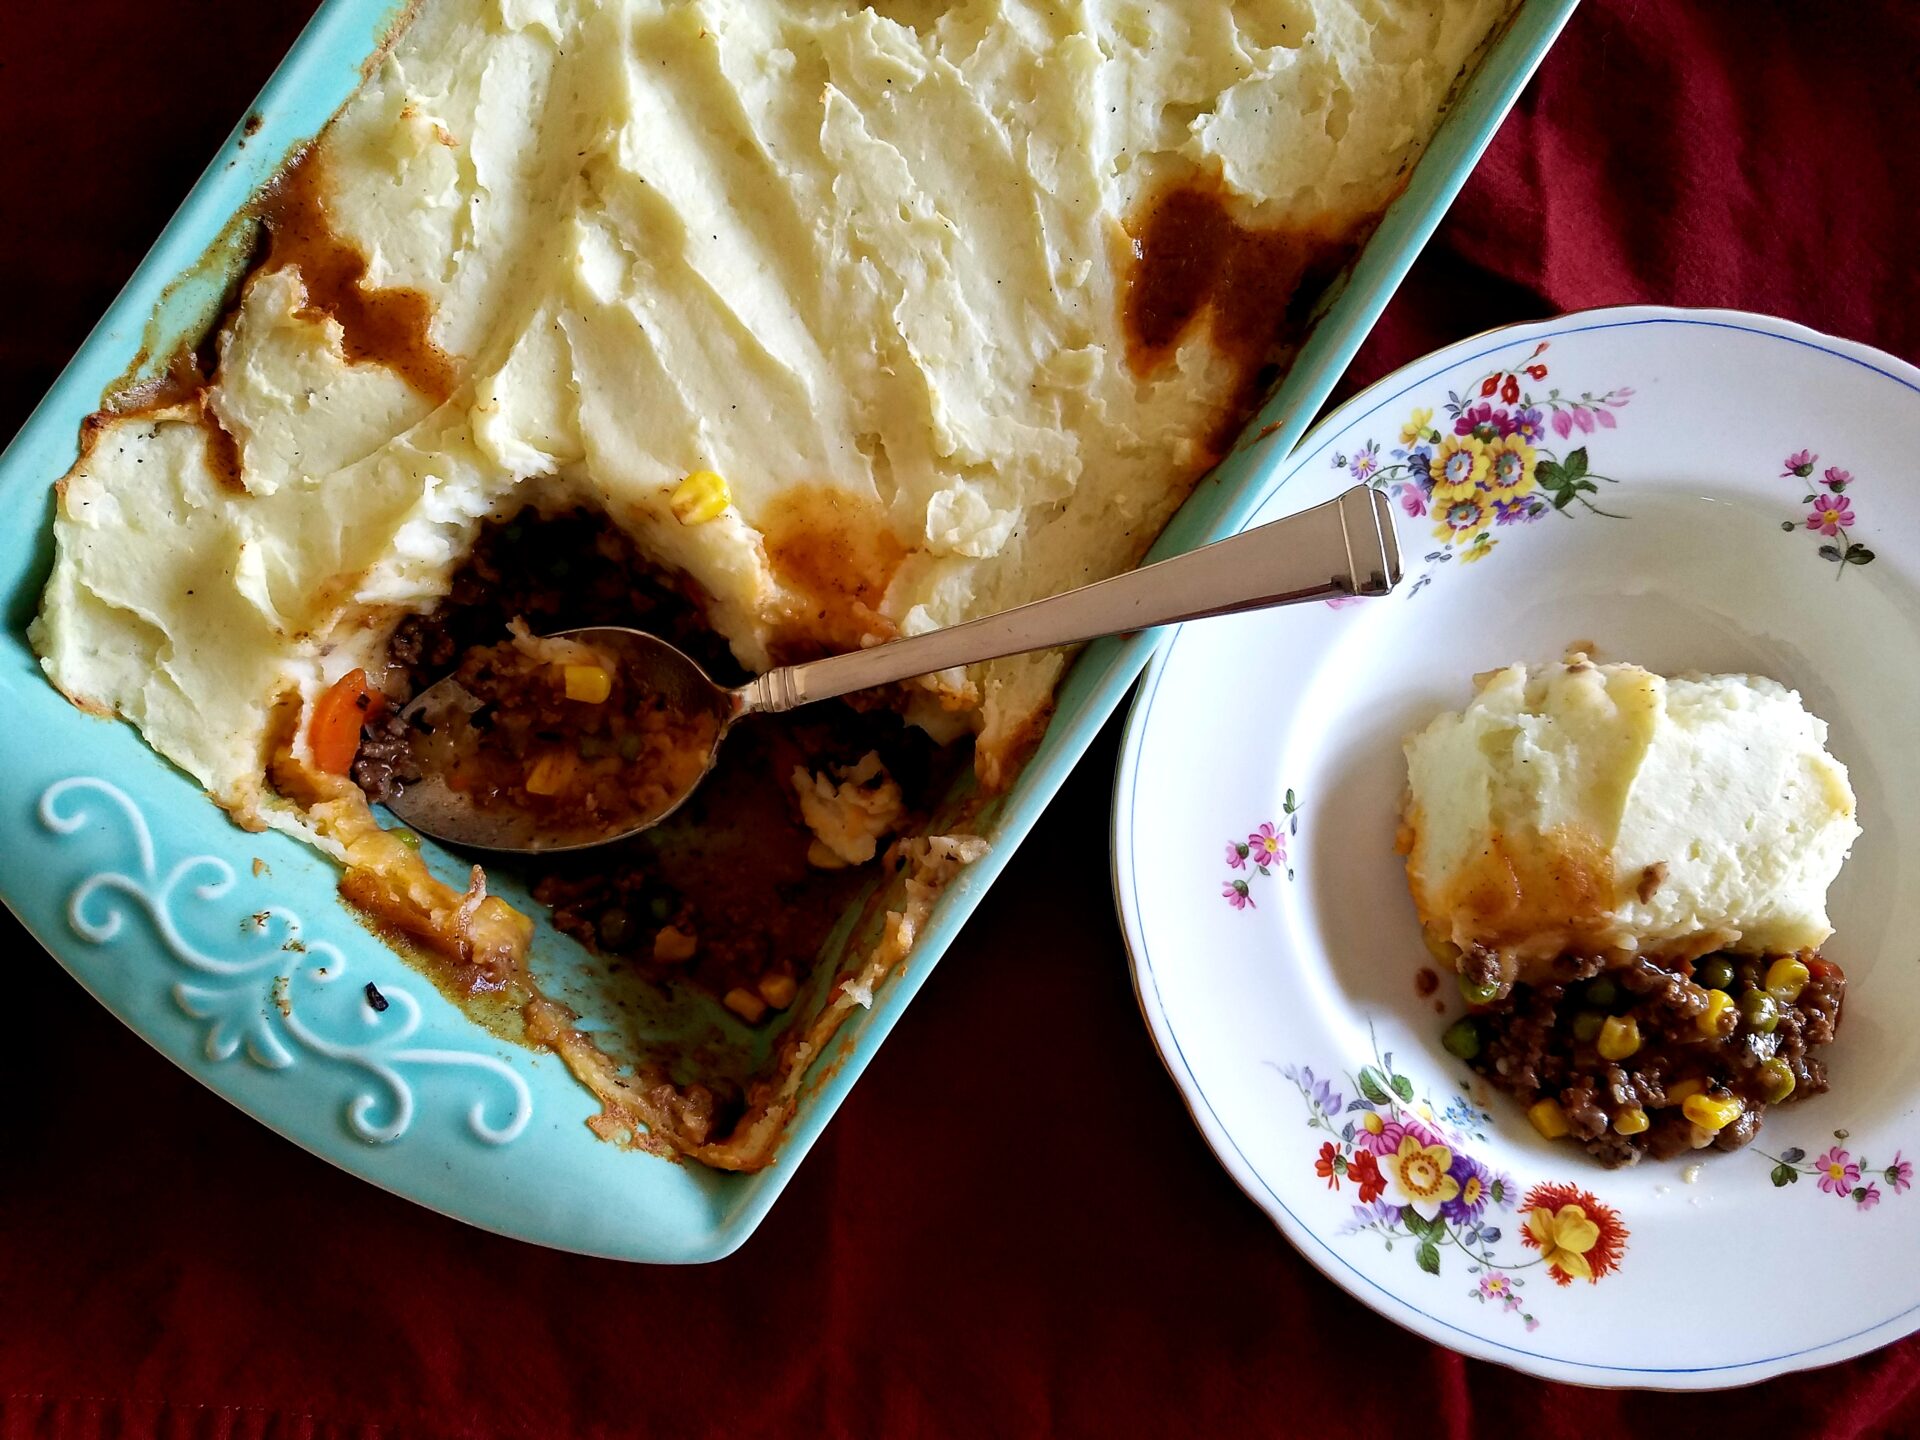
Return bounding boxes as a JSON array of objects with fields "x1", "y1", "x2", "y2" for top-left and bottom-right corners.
[
  {"x1": 524, "y1": 751, "x2": 577, "y2": 796},
  {"x1": 1682, "y1": 1091, "x2": 1744, "y2": 1132},
  {"x1": 1596, "y1": 1015, "x2": 1641, "y2": 1061},
  {"x1": 758, "y1": 973, "x2": 798, "y2": 1009},
  {"x1": 1766, "y1": 956, "x2": 1811, "y2": 1003},
  {"x1": 1613, "y1": 1106, "x2": 1650, "y2": 1135},
  {"x1": 1665, "y1": 1077, "x2": 1706, "y2": 1106},
  {"x1": 723, "y1": 986, "x2": 768, "y2": 1023},
  {"x1": 563, "y1": 663, "x2": 612, "y2": 704},
  {"x1": 1697, "y1": 988, "x2": 1737, "y2": 1038},
  {"x1": 652, "y1": 925, "x2": 697, "y2": 963},
  {"x1": 1527, "y1": 1098, "x2": 1571, "y2": 1140},
  {"x1": 670, "y1": 469, "x2": 731, "y2": 525}
]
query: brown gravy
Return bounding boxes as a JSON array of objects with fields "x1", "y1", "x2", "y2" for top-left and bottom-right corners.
[{"x1": 258, "y1": 148, "x2": 458, "y2": 403}]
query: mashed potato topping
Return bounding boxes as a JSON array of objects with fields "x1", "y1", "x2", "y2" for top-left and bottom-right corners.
[
  {"x1": 1403, "y1": 658, "x2": 1860, "y2": 979},
  {"x1": 34, "y1": 0, "x2": 1512, "y2": 841}
]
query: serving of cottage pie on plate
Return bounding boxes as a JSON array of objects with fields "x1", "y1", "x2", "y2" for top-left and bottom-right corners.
[{"x1": 1115, "y1": 307, "x2": 1920, "y2": 1387}]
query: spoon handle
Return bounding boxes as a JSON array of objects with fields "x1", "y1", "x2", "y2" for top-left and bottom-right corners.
[{"x1": 736, "y1": 483, "x2": 1399, "y2": 715}]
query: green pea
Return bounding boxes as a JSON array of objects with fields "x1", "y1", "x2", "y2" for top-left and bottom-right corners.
[
  {"x1": 579, "y1": 734, "x2": 611, "y2": 760},
  {"x1": 1442, "y1": 1018, "x2": 1482, "y2": 1061},
  {"x1": 1583, "y1": 976, "x2": 1619, "y2": 1009},
  {"x1": 618, "y1": 733, "x2": 644, "y2": 762},
  {"x1": 1739, "y1": 988, "x2": 1780, "y2": 1034},
  {"x1": 1759, "y1": 1057, "x2": 1797, "y2": 1104},
  {"x1": 1571, "y1": 1009, "x2": 1607, "y2": 1043},
  {"x1": 1695, "y1": 956, "x2": 1737, "y2": 994},
  {"x1": 1459, "y1": 973, "x2": 1504, "y2": 1007},
  {"x1": 647, "y1": 893, "x2": 674, "y2": 923}
]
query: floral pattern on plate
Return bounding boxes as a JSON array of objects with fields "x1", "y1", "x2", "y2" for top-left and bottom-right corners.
[
  {"x1": 1334, "y1": 342, "x2": 1632, "y2": 596},
  {"x1": 1220, "y1": 790, "x2": 1301, "y2": 908},
  {"x1": 1279, "y1": 1036, "x2": 1630, "y2": 1329},
  {"x1": 1760, "y1": 1133, "x2": 1913, "y2": 1208},
  {"x1": 1781, "y1": 450, "x2": 1876, "y2": 576}
]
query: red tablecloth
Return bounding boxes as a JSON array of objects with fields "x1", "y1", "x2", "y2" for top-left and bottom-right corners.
[{"x1": 6, "y1": 4, "x2": 1920, "y2": 1436}]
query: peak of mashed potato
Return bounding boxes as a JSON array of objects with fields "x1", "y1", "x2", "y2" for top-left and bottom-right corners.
[
  {"x1": 35, "y1": 0, "x2": 1514, "y2": 839},
  {"x1": 1403, "y1": 658, "x2": 1860, "y2": 977}
]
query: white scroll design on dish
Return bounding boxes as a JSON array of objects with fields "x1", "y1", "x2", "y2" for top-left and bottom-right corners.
[{"x1": 39, "y1": 777, "x2": 532, "y2": 1146}]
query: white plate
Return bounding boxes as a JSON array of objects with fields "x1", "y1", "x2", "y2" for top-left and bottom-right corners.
[{"x1": 1112, "y1": 307, "x2": 1920, "y2": 1388}]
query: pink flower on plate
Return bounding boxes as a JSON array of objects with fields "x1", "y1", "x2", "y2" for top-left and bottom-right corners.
[
  {"x1": 1222, "y1": 879, "x2": 1254, "y2": 910},
  {"x1": 1822, "y1": 466, "x2": 1853, "y2": 491},
  {"x1": 1857, "y1": 1181, "x2": 1883, "y2": 1211},
  {"x1": 1570, "y1": 406, "x2": 1596, "y2": 434},
  {"x1": 1807, "y1": 497, "x2": 1856, "y2": 535},
  {"x1": 1782, "y1": 449, "x2": 1818, "y2": 478},
  {"x1": 1399, "y1": 485, "x2": 1428, "y2": 519},
  {"x1": 1889, "y1": 1152, "x2": 1913, "y2": 1193},
  {"x1": 1247, "y1": 822, "x2": 1286, "y2": 869},
  {"x1": 1550, "y1": 409, "x2": 1575, "y2": 440},
  {"x1": 1817, "y1": 1146, "x2": 1861, "y2": 1196},
  {"x1": 1453, "y1": 402, "x2": 1512, "y2": 442},
  {"x1": 1224, "y1": 842, "x2": 1247, "y2": 870}
]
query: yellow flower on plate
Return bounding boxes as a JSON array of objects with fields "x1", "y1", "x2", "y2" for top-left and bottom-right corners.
[
  {"x1": 1483, "y1": 433, "x2": 1539, "y2": 502},
  {"x1": 1400, "y1": 407, "x2": 1435, "y2": 446},
  {"x1": 1383, "y1": 1132, "x2": 1460, "y2": 1221},
  {"x1": 1427, "y1": 435, "x2": 1489, "y2": 502},
  {"x1": 1432, "y1": 488, "x2": 1495, "y2": 546},
  {"x1": 1524, "y1": 1203, "x2": 1603, "y2": 1284},
  {"x1": 1458, "y1": 533, "x2": 1496, "y2": 563}
]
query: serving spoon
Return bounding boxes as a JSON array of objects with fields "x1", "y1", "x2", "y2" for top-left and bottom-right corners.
[{"x1": 384, "y1": 483, "x2": 1400, "y2": 852}]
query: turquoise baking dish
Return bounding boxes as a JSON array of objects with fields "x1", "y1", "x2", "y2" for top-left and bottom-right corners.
[{"x1": 0, "y1": 0, "x2": 1577, "y2": 1261}]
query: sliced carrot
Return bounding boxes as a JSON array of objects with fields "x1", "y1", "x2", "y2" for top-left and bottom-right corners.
[{"x1": 309, "y1": 669, "x2": 376, "y2": 775}]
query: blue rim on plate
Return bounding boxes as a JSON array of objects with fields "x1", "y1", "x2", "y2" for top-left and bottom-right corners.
[
  {"x1": 1113, "y1": 306, "x2": 1920, "y2": 1387},
  {"x1": 0, "y1": 0, "x2": 1579, "y2": 1261}
]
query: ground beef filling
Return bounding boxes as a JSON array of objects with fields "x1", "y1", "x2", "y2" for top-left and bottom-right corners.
[
  {"x1": 401, "y1": 632, "x2": 721, "y2": 835},
  {"x1": 1449, "y1": 950, "x2": 1845, "y2": 1167},
  {"x1": 350, "y1": 508, "x2": 965, "y2": 1016}
]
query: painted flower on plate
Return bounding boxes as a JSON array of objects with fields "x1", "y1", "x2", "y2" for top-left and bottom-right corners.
[
  {"x1": 1433, "y1": 489, "x2": 1496, "y2": 545},
  {"x1": 1222, "y1": 880, "x2": 1254, "y2": 910},
  {"x1": 1428, "y1": 435, "x2": 1490, "y2": 500},
  {"x1": 1454, "y1": 402, "x2": 1511, "y2": 442},
  {"x1": 1382, "y1": 1131, "x2": 1460, "y2": 1221},
  {"x1": 1857, "y1": 1181, "x2": 1883, "y2": 1211},
  {"x1": 1890, "y1": 1152, "x2": 1913, "y2": 1193},
  {"x1": 1350, "y1": 442, "x2": 1381, "y2": 482},
  {"x1": 1821, "y1": 466, "x2": 1852, "y2": 491},
  {"x1": 1315, "y1": 1141, "x2": 1345, "y2": 1189},
  {"x1": 1817, "y1": 1146, "x2": 1861, "y2": 1195},
  {"x1": 1347, "y1": 1148, "x2": 1387, "y2": 1204},
  {"x1": 1442, "y1": 1152, "x2": 1494, "y2": 1224},
  {"x1": 1807, "y1": 497, "x2": 1856, "y2": 535},
  {"x1": 1400, "y1": 407, "x2": 1435, "y2": 446},
  {"x1": 1508, "y1": 406, "x2": 1547, "y2": 444},
  {"x1": 1224, "y1": 842, "x2": 1247, "y2": 870},
  {"x1": 1782, "y1": 449, "x2": 1817, "y2": 477},
  {"x1": 1481, "y1": 434, "x2": 1538, "y2": 502},
  {"x1": 1352, "y1": 1111, "x2": 1401, "y2": 1156},
  {"x1": 1248, "y1": 822, "x2": 1286, "y2": 869},
  {"x1": 1519, "y1": 1182, "x2": 1626, "y2": 1286}
]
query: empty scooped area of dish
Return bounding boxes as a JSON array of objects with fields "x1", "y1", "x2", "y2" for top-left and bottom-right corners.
[{"x1": 347, "y1": 506, "x2": 972, "y2": 1152}]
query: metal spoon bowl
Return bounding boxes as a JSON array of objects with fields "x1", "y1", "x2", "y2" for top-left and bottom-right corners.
[{"x1": 383, "y1": 484, "x2": 1400, "y2": 852}]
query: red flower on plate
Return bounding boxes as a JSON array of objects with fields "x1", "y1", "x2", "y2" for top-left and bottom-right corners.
[
  {"x1": 1315, "y1": 1141, "x2": 1344, "y2": 1190},
  {"x1": 1347, "y1": 1149, "x2": 1386, "y2": 1203},
  {"x1": 1519, "y1": 1181, "x2": 1628, "y2": 1286}
]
